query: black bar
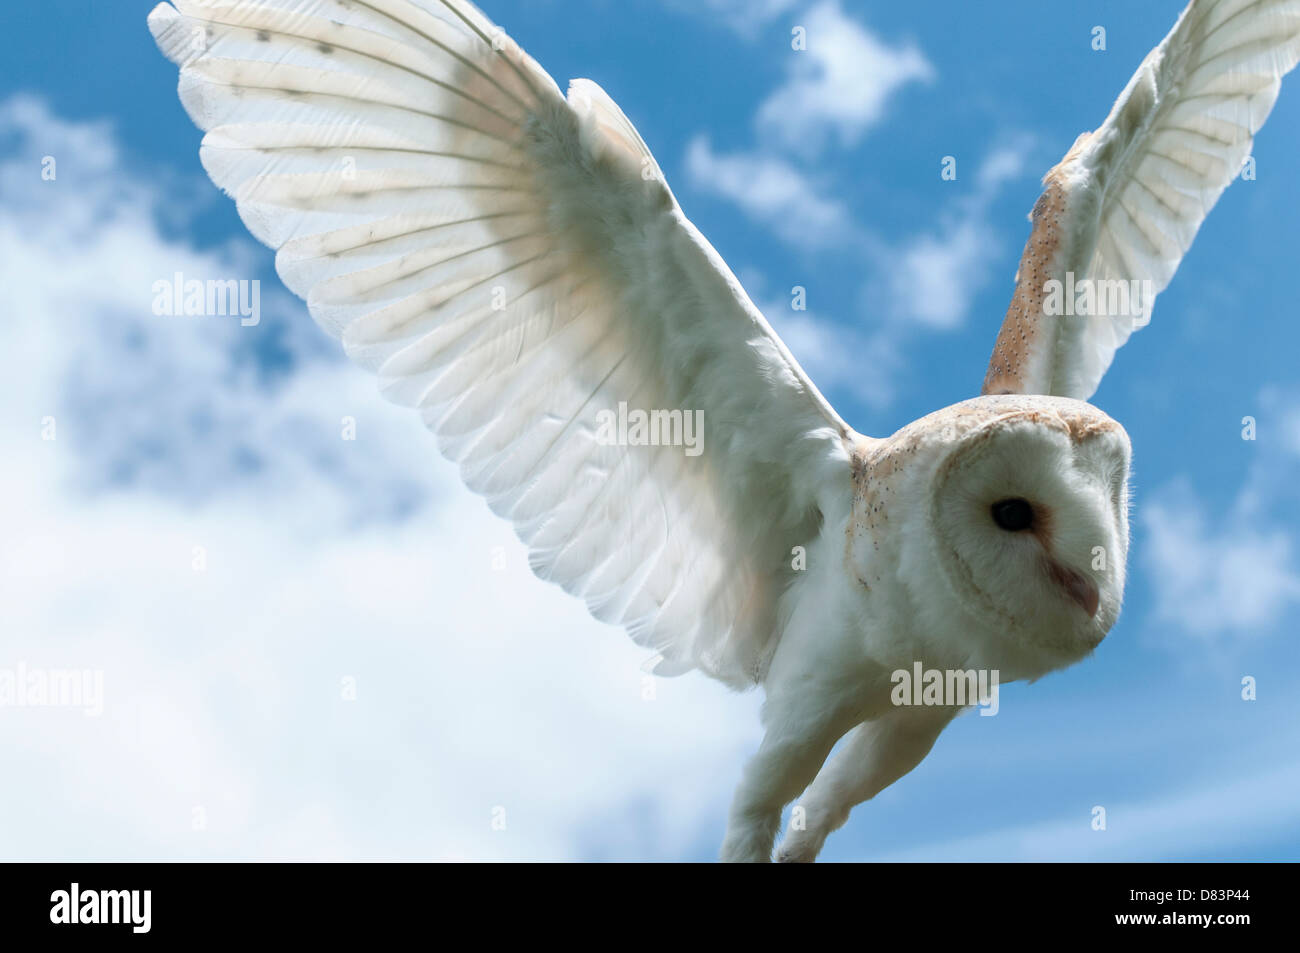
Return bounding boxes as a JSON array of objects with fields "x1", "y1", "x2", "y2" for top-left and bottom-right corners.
[{"x1": 0, "y1": 862, "x2": 1287, "y2": 940}]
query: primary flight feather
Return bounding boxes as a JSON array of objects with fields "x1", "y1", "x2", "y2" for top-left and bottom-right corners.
[{"x1": 149, "y1": 0, "x2": 1299, "y2": 861}]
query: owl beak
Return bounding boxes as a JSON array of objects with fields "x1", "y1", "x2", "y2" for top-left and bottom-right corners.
[{"x1": 1049, "y1": 561, "x2": 1100, "y2": 617}]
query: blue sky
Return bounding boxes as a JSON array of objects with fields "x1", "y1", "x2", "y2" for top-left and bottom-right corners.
[{"x1": 0, "y1": 0, "x2": 1297, "y2": 861}]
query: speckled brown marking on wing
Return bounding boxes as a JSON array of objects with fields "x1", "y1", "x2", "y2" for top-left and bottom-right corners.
[
  {"x1": 981, "y1": 133, "x2": 1092, "y2": 397},
  {"x1": 981, "y1": 182, "x2": 1067, "y2": 396}
]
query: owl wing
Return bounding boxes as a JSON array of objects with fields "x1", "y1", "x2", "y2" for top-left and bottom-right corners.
[
  {"x1": 148, "y1": 0, "x2": 853, "y2": 688},
  {"x1": 982, "y1": 0, "x2": 1300, "y2": 399}
]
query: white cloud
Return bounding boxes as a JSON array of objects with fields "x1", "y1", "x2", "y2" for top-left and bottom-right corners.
[
  {"x1": 0, "y1": 97, "x2": 760, "y2": 860},
  {"x1": 684, "y1": 135, "x2": 861, "y2": 250},
  {"x1": 755, "y1": 290, "x2": 898, "y2": 410},
  {"x1": 878, "y1": 145, "x2": 1031, "y2": 330},
  {"x1": 664, "y1": 0, "x2": 799, "y2": 37},
  {"x1": 1142, "y1": 482, "x2": 1300, "y2": 640},
  {"x1": 757, "y1": 0, "x2": 933, "y2": 157},
  {"x1": 686, "y1": 136, "x2": 1035, "y2": 402},
  {"x1": 664, "y1": 0, "x2": 931, "y2": 151},
  {"x1": 885, "y1": 221, "x2": 992, "y2": 331},
  {"x1": 1140, "y1": 389, "x2": 1300, "y2": 642},
  {"x1": 977, "y1": 145, "x2": 1030, "y2": 191}
]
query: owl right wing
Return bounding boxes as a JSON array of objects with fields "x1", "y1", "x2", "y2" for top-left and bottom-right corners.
[
  {"x1": 148, "y1": 0, "x2": 854, "y2": 688},
  {"x1": 983, "y1": 0, "x2": 1300, "y2": 400}
]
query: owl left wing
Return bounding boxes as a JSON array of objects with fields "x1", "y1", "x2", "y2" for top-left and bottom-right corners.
[
  {"x1": 983, "y1": 0, "x2": 1300, "y2": 399},
  {"x1": 148, "y1": 0, "x2": 855, "y2": 688}
]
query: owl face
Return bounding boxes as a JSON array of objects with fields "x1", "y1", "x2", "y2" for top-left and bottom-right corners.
[{"x1": 855, "y1": 396, "x2": 1131, "y2": 681}]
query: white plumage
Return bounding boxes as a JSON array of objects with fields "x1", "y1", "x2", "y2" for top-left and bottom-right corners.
[{"x1": 148, "y1": 0, "x2": 1298, "y2": 861}]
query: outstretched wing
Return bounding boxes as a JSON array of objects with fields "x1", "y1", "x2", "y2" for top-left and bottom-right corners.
[
  {"x1": 148, "y1": 0, "x2": 852, "y2": 688},
  {"x1": 983, "y1": 0, "x2": 1300, "y2": 399}
]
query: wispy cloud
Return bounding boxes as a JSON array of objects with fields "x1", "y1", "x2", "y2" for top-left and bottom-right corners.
[
  {"x1": 684, "y1": 136, "x2": 863, "y2": 250},
  {"x1": 663, "y1": 0, "x2": 799, "y2": 37},
  {"x1": 680, "y1": 1, "x2": 934, "y2": 253},
  {"x1": 757, "y1": 0, "x2": 933, "y2": 157},
  {"x1": 1142, "y1": 487, "x2": 1300, "y2": 638},
  {"x1": 755, "y1": 290, "x2": 900, "y2": 410},
  {"x1": 878, "y1": 143, "x2": 1031, "y2": 330},
  {"x1": 1140, "y1": 392, "x2": 1300, "y2": 642},
  {"x1": 1139, "y1": 387, "x2": 1300, "y2": 642}
]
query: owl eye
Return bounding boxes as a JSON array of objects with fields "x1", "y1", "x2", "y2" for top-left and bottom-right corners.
[{"x1": 991, "y1": 498, "x2": 1035, "y2": 532}]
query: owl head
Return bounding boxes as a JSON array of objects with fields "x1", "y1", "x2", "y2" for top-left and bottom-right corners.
[{"x1": 852, "y1": 395, "x2": 1131, "y2": 681}]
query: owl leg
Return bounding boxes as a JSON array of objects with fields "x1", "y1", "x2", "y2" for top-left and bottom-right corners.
[
  {"x1": 774, "y1": 706, "x2": 957, "y2": 863},
  {"x1": 719, "y1": 691, "x2": 864, "y2": 863}
]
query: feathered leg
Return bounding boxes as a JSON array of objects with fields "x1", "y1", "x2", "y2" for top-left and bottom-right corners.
[
  {"x1": 719, "y1": 687, "x2": 865, "y2": 863},
  {"x1": 775, "y1": 706, "x2": 956, "y2": 863}
]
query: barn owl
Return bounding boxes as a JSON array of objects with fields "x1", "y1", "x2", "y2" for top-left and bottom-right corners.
[{"x1": 148, "y1": 0, "x2": 1299, "y2": 862}]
